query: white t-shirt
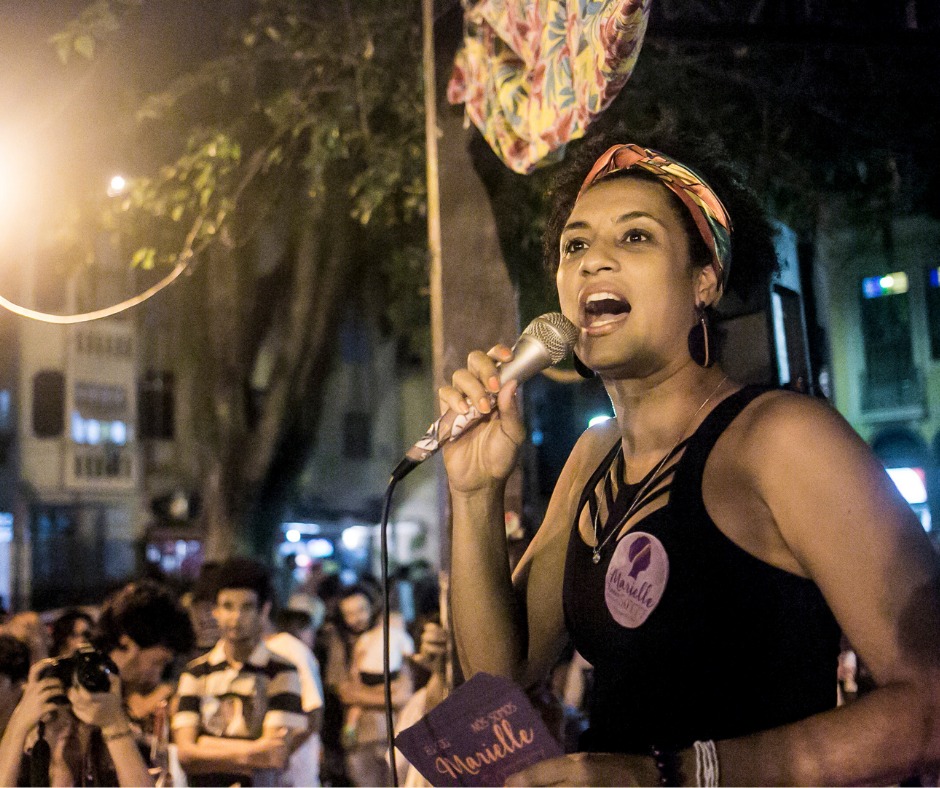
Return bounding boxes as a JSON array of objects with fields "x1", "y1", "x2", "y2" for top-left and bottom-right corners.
[
  {"x1": 355, "y1": 624, "x2": 415, "y2": 675},
  {"x1": 266, "y1": 631, "x2": 325, "y2": 787}
]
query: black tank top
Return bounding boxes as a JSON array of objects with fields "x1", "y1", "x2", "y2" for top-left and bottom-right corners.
[{"x1": 563, "y1": 386, "x2": 840, "y2": 753}]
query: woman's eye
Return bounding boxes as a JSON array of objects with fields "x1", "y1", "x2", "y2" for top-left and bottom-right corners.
[
  {"x1": 562, "y1": 238, "x2": 587, "y2": 256},
  {"x1": 622, "y1": 228, "x2": 648, "y2": 243}
]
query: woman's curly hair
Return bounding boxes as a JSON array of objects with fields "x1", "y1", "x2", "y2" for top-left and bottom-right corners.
[{"x1": 542, "y1": 122, "x2": 780, "y2": 308}]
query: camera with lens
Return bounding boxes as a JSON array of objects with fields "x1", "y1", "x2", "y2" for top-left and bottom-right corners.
[{"x1": 39, "y1": 644, "x2": 118, "y2": 700}]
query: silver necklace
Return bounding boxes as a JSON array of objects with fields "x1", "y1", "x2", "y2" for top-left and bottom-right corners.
[{"x1": 591, "y1": 375, "x2": 729, "y2": 565}]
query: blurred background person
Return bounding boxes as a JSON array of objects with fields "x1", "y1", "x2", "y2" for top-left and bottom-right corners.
[
  {"x1": 1, "y1": 612, "x2": 50, "y2": 665},
  {"x1": 0, "y1": 634, "x2": 30, "y2": 738},
  {"x1": 173, "y1": 557, "x2": 306, "y2": 787},
  {"x1": 323, "y1": 583, "x2": 413, "y2": 787},
  {"x1": 341, "y1": 608, "x2": 414, "y2": 750},
  {"x1": 49, "y1": 609, "x2": 95, "y2": 660},
  {"x1": 183, "y1": 562, "x2": 222, "y2": 663},
  {"x1": 0, "y1": 659, "x2": 157, "y2": 788},
  {"x1": 0, "y1": 579, "x2": 194, "y2": 786},
  {"x1": 267, "y1": 605, "x2": 325, "y2": 787}
]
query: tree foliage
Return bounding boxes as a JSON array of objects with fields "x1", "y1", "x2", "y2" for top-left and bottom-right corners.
[
  {"x1": 59, "y1": 0, "x2": 429, "y2": 341},
  {"x1": 56, "y1": 0, "x2": 430, "y2": 556}
]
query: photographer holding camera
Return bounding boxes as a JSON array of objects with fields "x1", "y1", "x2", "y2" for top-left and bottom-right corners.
[{"x1": 0, "y1": 580, "x2": 193, "y2": 787}]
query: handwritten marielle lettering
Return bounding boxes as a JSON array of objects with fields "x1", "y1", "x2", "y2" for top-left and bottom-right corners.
[
  {"x1": 435, "y1": 719, "x2": 534, "y2": 778},
  {"x1": 607, "y1": 569, "x2": 655, "y2": 608}
]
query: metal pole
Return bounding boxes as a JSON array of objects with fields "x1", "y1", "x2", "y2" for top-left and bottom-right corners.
[{"x1": 422, "y1": 0, "x2": 449, "y2": 571}]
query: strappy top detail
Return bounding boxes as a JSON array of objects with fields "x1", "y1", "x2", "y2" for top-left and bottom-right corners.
[
  {"x1": 562, "y1": 386, "x2": 841, "y2": 753},
  {"x1": 576, "y1": 438, "x2": 690, "y2": 550}
]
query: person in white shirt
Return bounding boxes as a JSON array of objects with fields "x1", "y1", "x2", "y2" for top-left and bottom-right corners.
[
  {"x1": 324, "y1": 584, "x2": 413, "y2": 787},
  {"x1": 343, "y1": 611, "x2": 414, "y2": 743},
  {"x1": 267, "y1": 607, "x2": 325, "y2": 788}
]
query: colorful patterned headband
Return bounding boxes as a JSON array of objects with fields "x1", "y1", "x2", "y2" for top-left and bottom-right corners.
[{"x1": 577, "y1": 143, "x2": 733, "y2": 289}]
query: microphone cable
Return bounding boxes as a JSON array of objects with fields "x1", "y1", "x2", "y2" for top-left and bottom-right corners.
[{"x1": 379, "y1": 471, "x2": 403, "y2": 788}]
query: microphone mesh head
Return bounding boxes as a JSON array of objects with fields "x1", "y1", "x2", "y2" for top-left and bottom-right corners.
[{"x1": 522, "y1": 313, "x2": 579, "y2": 363}]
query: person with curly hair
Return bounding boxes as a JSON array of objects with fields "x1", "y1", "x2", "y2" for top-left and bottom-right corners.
[{"x1": 441, "y1": 125, "x2": 940, "y2": 786}]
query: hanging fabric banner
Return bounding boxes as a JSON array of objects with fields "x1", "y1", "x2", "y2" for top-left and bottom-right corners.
[{"x1": 447, "y1": 0, "x2": 651, "y2": 175}]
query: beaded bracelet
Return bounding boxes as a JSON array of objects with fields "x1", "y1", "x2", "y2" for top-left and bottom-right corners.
[{"x1": 650, "y1": 744, "x2": 683, "y2": 786}]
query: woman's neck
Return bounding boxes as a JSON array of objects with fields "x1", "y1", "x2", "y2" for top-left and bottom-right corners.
[{"x1": 603, "y1": 362, "x2": 730, "y2": 468}]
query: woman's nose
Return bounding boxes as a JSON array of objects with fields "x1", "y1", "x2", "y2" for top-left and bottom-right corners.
[{"x1": 579, "y1": 242, "x2": 616, "y2": 275}]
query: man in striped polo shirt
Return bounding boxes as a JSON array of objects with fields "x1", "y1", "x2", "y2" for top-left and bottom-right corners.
[{"x1": 172, "y1": 558, "x2": 307, "y2": 787}]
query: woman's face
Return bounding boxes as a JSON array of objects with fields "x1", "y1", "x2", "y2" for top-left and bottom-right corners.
[{"x1": 556, "y1": 176, "x2": 701, "y2": 379}]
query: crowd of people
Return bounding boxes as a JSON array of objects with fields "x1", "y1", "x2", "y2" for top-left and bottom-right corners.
[{"x1": 0, "y1": 557, "x2": 451, "y2": 787}]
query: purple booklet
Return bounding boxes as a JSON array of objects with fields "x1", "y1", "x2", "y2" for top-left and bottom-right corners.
[{"x1": 394, "y1": 672, "x2": 564, "y2": 787}]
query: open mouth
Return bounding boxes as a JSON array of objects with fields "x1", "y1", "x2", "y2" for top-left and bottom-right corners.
[{"x1": 582, "y1": 291, "x2": 631, "y2": 328}]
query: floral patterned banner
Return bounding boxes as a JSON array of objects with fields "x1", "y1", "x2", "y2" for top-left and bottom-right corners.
[{"x1": 446, "y1": 0, "x2": 651, "y2": 174}]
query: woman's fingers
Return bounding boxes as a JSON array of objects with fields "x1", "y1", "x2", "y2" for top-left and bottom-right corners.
[
  {"x1": 485, "y1": 343, "x2": 514, "y2": 363},
  {"x1": 496, "y1": 378, "x2": 520, "y2": 413},
  {"x1": 496, "y1": 381, "x2": 525, "y2": 444},
  {"x1": 452, "y1": 368, "x2": 494, "y2": 414},
  {"x1": 471, "y1": 346, "x2": 510, "y2": 391},
  {"x1": 441, "y1": 345, "x2": 516, "y2": 415},
  {"x1": 438, "y1": 384, "x2": 471, "y2": 416}
]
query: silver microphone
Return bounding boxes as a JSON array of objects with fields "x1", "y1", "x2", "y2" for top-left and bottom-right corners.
[{"x1": 391, "y1": 312, "x2": 578, "y2": 481}]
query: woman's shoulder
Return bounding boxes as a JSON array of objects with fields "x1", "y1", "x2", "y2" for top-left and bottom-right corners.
[
  {"x1": 565, "y1": 417, "x2": 621, "y2": 477},
  {"x1": 736, "y1": 387, "x2": 851, "y2": 436},
  {"x1": 723, "y1": 386, "x2": 867, "y2": 475},
  {"x1": 575, "y1": 414, "x2": 621, "y2": 454}
]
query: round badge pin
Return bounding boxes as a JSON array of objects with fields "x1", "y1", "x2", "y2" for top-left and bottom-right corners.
[{"x1": 604, "y1": 531, "x2": 669, "y2": 628}]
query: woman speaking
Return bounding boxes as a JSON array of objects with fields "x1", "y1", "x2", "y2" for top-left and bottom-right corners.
[{"x1": 439, "y1": 127, "x2": 940, "y2": 786}]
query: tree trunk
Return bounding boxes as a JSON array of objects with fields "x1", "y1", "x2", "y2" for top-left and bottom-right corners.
[{"x1": 246, "y1": 202, "x2": 358, "y2": 558}]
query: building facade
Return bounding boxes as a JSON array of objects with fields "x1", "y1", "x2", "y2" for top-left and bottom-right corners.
[{"x1": 816, "y1": 211, "x2": 940, "y2": 536}]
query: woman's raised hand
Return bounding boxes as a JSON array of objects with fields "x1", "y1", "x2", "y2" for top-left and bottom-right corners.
[{"x1": 439, "y1": 345, "x2": 527, "y2": 492}]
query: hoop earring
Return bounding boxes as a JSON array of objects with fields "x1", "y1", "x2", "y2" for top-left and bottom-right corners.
[
  {"x1": 573, "y1": 353, "x2": 596, "y2": 379},
  {"x1": 688, "y1": 306, "x2": 715, "y2": 368}
]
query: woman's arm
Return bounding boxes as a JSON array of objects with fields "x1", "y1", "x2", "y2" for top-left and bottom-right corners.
[
  {"x1": 443, "y1": 346, "x2": 603, "y2": 688},
  {"x1": 714, "y1": 393, "x2": 940, "y2": 785}
]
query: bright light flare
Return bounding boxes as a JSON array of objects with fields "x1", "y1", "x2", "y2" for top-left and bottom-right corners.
[
  {"x1": 886, "y1": 467, "x2": 928, "y2": 506},
  {"x1": 341, "y1": 525, "x2": 371, "y2": 551},
  {"x1": 0, "y1": 132, "x2": 42, "y2": 251},
  {"x1": 0, "y1": 144, "x2": 32, "y2": 223},
  {"x1": 308, "y1": 538, "x2": 334, "y2": 558},
  {"x1": 107, "y1": 174, "x2": 127, "y2": 197}
]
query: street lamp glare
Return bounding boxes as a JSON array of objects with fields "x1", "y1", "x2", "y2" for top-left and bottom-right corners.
[{"x1": 108, "y1": 174, "x2": 127, "y2": 197}]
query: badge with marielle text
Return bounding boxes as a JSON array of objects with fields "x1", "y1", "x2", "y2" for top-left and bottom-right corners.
[
  {"x1": 394, "y1": 672, "x2": 563, "y2": 786},
  {"x1": 605, "y1": 531, "x2": 669, "y2": 628}
]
